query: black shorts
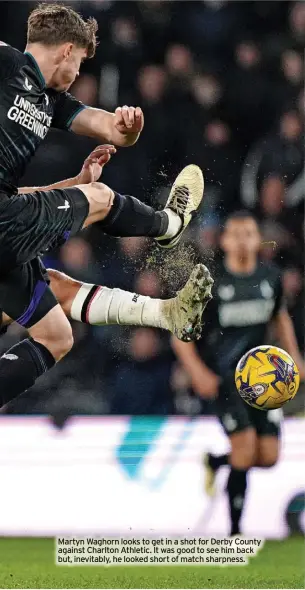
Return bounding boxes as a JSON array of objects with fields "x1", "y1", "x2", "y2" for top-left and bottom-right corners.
[
  {"x1": 215, "y1": 378, "x2": 282, "y2": 439},
  {"x1": 0, "y1": 187, "x2": 88, "y2": 328}
]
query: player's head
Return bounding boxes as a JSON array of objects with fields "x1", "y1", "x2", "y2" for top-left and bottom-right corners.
[
  {"x1": 220, "y1": 210, "x2": 261, "y2": 260},
  {"x1": 27, "y1": 3, "x2": 97, "y2": 91}
]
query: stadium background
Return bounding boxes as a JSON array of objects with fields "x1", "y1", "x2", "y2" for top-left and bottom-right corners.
[{"x1": 0, "y1": 0, "x2": 304, "y2": 562}]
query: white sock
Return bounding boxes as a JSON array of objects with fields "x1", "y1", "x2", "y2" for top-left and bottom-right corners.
[
  {"x1": 156, "y1": 208, "x2": 182, "y2": 240},
  {"x1": 70, "y1": 283, "x2": 171, "y2": 330}
]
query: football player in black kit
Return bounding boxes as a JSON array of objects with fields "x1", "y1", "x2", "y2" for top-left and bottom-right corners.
[
  {"x1": 0, "y1": 143, "x2": 212, "y2": 357},
  {"x1": 0, "y1": 4, "x2": 213, "y2": 408},
  {"x1": 173, "y1": 211, "x2": 305, "y2": 536}
]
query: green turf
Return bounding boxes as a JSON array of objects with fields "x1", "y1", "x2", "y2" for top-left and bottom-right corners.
[{"x1": 0, "y1": 537, "x2": 304, "y2": 589}]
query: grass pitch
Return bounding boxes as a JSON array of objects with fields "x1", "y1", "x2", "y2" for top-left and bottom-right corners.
[{"x1": 0, "y1": 537, "x2": 304, "y2": 589}]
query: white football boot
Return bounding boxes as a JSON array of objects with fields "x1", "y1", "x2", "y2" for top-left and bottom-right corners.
[{"x1": 155, "y1": 164, "x2": 204, "y2": 249}]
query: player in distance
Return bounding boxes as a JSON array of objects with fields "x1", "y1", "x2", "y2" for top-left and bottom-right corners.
[
  {"x1": 0, "y1": 4, "x2": 213, "y2": 407},
  {"x1": 172, "y1": 211, "x2": 305, "y2": 536}
]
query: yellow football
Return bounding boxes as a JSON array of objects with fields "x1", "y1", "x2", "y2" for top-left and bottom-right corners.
[{"x1": 235, "y1": 345, "x2": 300, "y2": 410}]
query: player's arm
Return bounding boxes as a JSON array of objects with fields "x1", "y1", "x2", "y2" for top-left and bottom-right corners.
[
  {"x1": 18, "y1": 145, "x2": 116, "y2": 195},
  {"x1": 19, "y1": 177, "x2": 79, "y2": 194},
  {"x1": 274, "y1": 308, "x2": 305, "y2": 379},
  {"x1": 70, "y1": 105, "x2": 144, "y2": 147},
  {"x1": 52, "y1": 92, "x2": 144, "y2": 147},
  {"x1": 171, "y1": 337, "x2": 220, "y2": 398},
  {"x1": 271, "y1": 272, "x2": 305, "y2": 379}
]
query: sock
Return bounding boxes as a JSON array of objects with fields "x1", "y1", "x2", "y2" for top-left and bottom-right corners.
[
  {"x1": 227, "y1": 467, "x2": 248, "y2": 536},
  {"x1": 71, "y1": 283, "x2": 172, "y2": 330},
  {"x1": 209, "y1": 453, "x2": 229, "y2": 471},
  {"x1": 99, "y1": 192, "x2": 181, "y2": 238},
  {"x1": 0, "y1": 338, "x2": 55, "y2": 407},
  {"x1": 156, "y1": 208, "x2": 182, "y2": 240}
]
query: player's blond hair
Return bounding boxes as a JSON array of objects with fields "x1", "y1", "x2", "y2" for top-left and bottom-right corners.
[{"x1": 27, "y1": 3, "x2": 98, "y2": 59}]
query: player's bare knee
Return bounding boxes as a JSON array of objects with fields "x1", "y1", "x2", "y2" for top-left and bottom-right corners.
[
  {"x1": 80, "y1": 182, "x2": 114, "y2": 225},
  {"x1": 81, "y1": 181, "x2": 113, "y2": 204},
  {"x1": 90, "y1": 181, "x2": 104, "y2": 191},
  {"x1": 257, "y1": 450, "x2": 279, "y2": 467},
  {"x1": 36, "y1": 324, "x2": 73, "y2": 362},
  {"x1": 256, "y1": 440, "x2": 279, "y2": 468},
  {"x1": 231, "y1": 451, "x2": 255, "y2": 470},
  {"x1": 230, "y1": 429, "x2": 257, "y2": 469},
  {"x1": 58, "y1": 326, "x2": 74, "y2": 358},
  {"x1": 53, "y1": 320, "x2": 74, "y2": 359},
  {"x1": 259, "y1": 456, "x2": 278, "y2": 468},
  {"x1": 90, "y1": 182, "x2": 113, "y2": 206},
  {"x1": 29, "y1": 307, "x2": 74, "y2": 362},
  {"x1": 48, "y1": 269, "x2": 81, "y2": 316}
]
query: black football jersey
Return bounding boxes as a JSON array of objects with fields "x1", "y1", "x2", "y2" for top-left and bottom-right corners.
[
  {"x1": 198, "y1": 261, "x2": 285, "y2": 377},
  {"x1": 0, "y1": 43, "x2": 85, "y2": 194}
]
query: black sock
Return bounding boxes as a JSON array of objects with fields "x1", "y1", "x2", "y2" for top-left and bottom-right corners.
[
  {"x1": 99, "y1": 192, "x2": 168, "y2": 237},
  {"x1": 0, "y1": 338, "x2": 55, "y2": 406},
  {"x1": 208, "y1": 453, "x2": 229, "y2": 471},
  {"x1": 227, "y1": 467, "x2": 248, "y2": 536}
]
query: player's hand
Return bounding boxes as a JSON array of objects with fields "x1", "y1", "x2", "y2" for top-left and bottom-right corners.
[
  {"x1": 114, "y1": 106, "x2": 144, "y2": 136},
  {"x1": 77, "y1": 145, "x2": 116, "y2": 184},
  {"x1": 192, "y1": 369, "x2": 221, "y2": 399}
]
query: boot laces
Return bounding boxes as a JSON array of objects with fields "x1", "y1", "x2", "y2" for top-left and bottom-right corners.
[{"x1": 168, "y1": 184, "x2": 189, "y2": 215}]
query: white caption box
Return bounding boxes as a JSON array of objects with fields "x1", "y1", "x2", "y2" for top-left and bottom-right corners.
[{"x1": 55, "y1": 536, "x2": 264, "y2": 567}]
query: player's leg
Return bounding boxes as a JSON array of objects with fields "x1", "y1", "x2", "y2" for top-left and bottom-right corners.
[
  {"x1": 0, "y1": 258, "x2": 212, "y2": 406},
  {"x1": 256, "y1": 435, "x2": 280, "y2": 467},
  {"x1": 210, "y1": 387, "x2": 258, "y2": 535},
  {"x1": 0, "y1": 259, "x2": 72, "y2": 408},
  {"x1": 205, "y1": 387, "x2": 255, "y2": 493},
  {"x1": 226, "y1": 428, "x2": 257, "y2": 536},
  {"x1": 47, "y1": 265, "x2": 213, "y2": 342},
  {"x1": 250, "y1": 407, "x2": 282, "y2": 467},
  {"x1": 0, "y1": 164, "x2": 204, "y2": 273},
  {"x1": 76, "y1": 164, "x2": 204, "y2": 249}
]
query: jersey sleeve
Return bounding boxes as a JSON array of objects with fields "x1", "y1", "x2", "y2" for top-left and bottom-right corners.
[
  {"x1": 0, "y1": 43, "x2": 21, "y2": 80},
  {"x1": 51, "y1": 92, "x2": 87, "y2": 131}
]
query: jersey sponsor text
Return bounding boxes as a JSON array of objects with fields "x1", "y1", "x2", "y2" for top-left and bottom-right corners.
[
  {"x1": 7, "y1": 95, "x2": 52, "y2": 139},
  {"x1": 219, "y1": 299, "x2": 275, "y2": 328}
]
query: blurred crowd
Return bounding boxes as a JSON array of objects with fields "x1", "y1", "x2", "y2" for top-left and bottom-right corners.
[{"x1": 0, "y1": 0, "x2": 303, "y2": 417}]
